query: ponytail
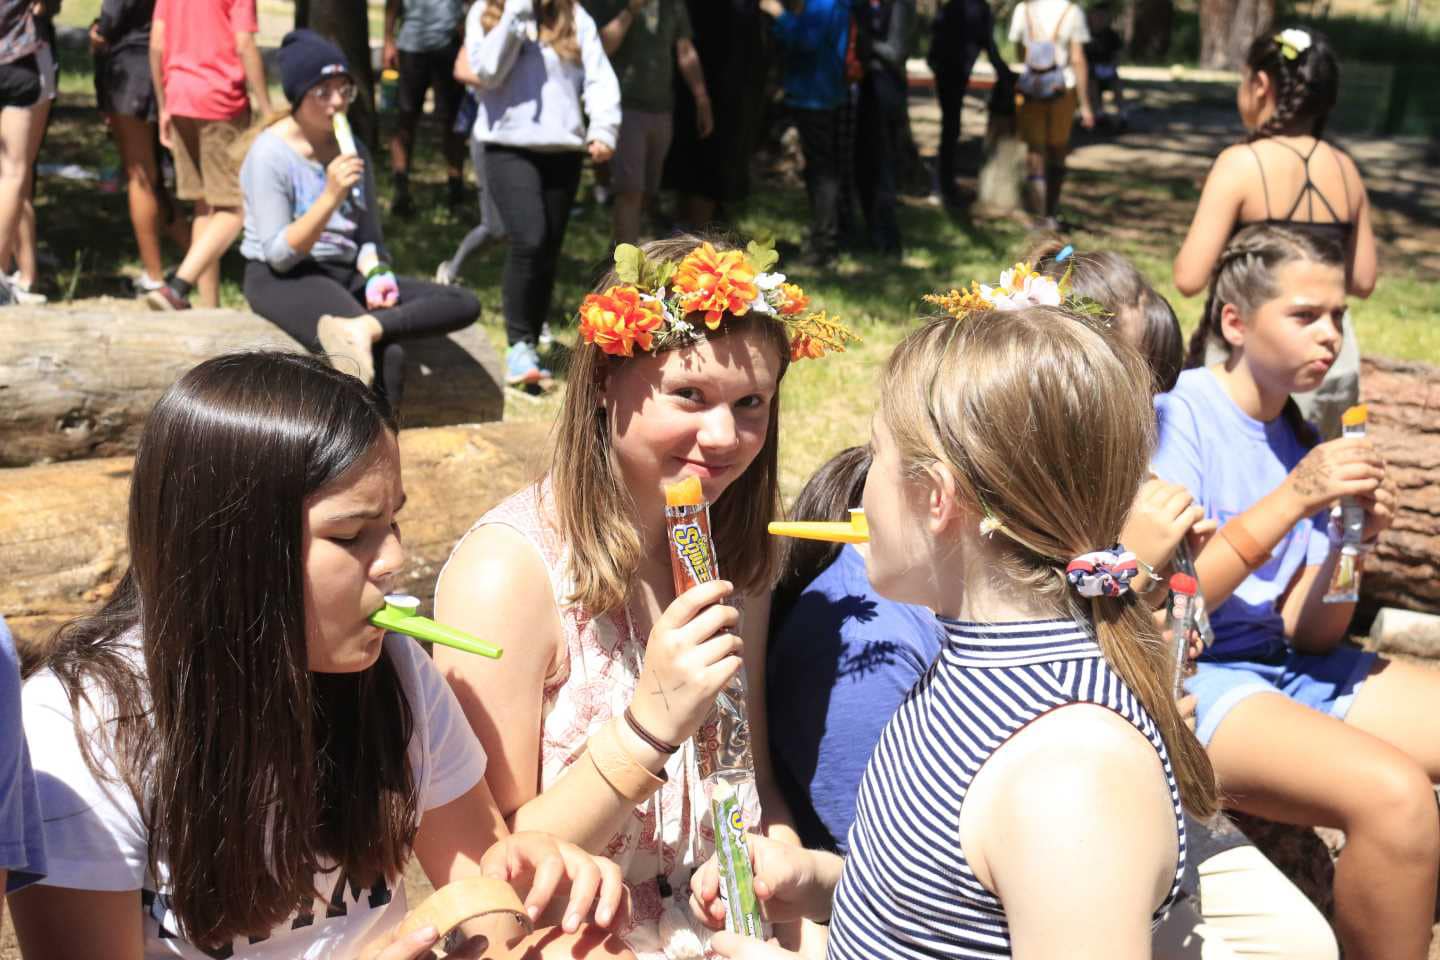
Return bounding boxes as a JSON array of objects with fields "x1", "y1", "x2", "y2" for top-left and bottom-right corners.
[{"x1": 1088, "y1": 595, "x2": 1219, "y2": 818}]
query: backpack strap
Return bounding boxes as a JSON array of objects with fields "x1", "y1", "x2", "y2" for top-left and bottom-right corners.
[{"x1": 1050, "y1": 2, "x2": 1073, "y2": 42}]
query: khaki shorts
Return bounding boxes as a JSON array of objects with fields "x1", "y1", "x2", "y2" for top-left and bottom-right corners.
[
  {"x1": 171, "y1": 114, "x2": 249, "y2": 208},
  {"x1": 1016, "y1": 88, "x2": 1078, "y2": 150}
]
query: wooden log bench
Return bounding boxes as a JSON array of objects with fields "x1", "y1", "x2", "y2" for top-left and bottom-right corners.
[{"x1": 0, "y1": 305, "x2": 504, "y2": 467}]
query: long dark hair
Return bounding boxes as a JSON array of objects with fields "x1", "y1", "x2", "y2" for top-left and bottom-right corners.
[
  {"x1": 772, "y1": 445, "x2": 873, "y2": 622},
  {"x1": 1244, "y1": 27, "x2": 1339, "y2": 140},
  {"x1": 32, "y1": 353, "x2": 418, "y2": 950},
  {"x1": 1026, "y1": 238, "x2": 1185, "y2": 394},
  {"x1": 1186, "y1": 224, "x2": 1329, "y2": 446}
]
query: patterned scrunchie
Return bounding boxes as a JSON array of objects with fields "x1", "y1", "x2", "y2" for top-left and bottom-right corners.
[{"x1": 1065, "y1": 547, "x2": 1139, "y2": 598}]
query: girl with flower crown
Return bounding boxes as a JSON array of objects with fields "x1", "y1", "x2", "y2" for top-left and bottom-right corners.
[
  {"x1": 690, "y1": 283, "x2": 1218, "y2": 960},
  {"x1": 433, "y1": 235, "x2": 854, "y2": 959},
  {"x1": 1173, "y1": 26, "x2": 1375, "y2": 440}
]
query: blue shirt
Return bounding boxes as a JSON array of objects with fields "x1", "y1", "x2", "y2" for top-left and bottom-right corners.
[
  {"x1": 770, "y1": 0, "x2": 851, "y2": 110},
  {"x1": 1152, "y1": 368, "x2": 1330, "y2": 663},
  {"x1": 1, "y1": 616, "x2": 46, "y2": 892},
  {"x1": 767, "y1": 545, "x2": 942, "y2": 853}
]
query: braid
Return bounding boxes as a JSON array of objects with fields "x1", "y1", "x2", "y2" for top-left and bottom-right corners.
[
  {"x1": 1185, "y1": 233, "x2": 1279, "y2": 369},
  {"x1": 1243, "y1": 28, "x2": 1340, "y2": 143}
]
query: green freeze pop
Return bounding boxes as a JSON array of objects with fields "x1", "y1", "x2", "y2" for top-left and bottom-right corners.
[
  {"x1": 712, "y1": 780, "x2": 764, "y2": 938},
  {"x1": 370, "y1": 594, "x2": 503, "y2": 659}
]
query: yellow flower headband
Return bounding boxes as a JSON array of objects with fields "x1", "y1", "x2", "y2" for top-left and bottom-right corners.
[
  {"x1": 924, "y1": 253, "x2": 1112, "y2": 325},
  {"x1": 578, "y1": 240, "x2": 860, "y2": 362}
]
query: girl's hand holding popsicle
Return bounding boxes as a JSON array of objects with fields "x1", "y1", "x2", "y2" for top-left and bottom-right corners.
[
  {"x1": 324, "y1": 152, "x2": 365, "y2": 203},
  {"x1": 628, "y1": 577, "x2": 742, "y2": 748},
  {"x1": 689, "y1": 834, "x2": 841, "y2": 930}
]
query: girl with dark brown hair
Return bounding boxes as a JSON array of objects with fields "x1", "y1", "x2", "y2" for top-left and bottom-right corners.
[{"x1": 10, "y1": 352, "x2": 631, "y2": 960}]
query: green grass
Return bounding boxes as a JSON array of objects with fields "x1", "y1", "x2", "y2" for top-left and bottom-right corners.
[{"x1": 28, "y1": 71, "x2": 1440, "y2": 495}]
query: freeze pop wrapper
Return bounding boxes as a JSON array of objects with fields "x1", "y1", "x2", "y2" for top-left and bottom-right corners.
[
  {"x1": 1325, "y1": 405, "x2": 1369, "y2": 604},
  {"x1": 711, "y1": 780, "x2": 764, "y2": 938},
  {"x1": 1166, "y1": 574, "x2": 1198, "y2": 700},
  {"x1": 662, "y1": 477, "x2": 765, "y2": 938},
  {"x1": 1171, "y1": 539, "x2": 1214, "y2": 650},
  {"x1": 370, "y1": 594, "x2": 503, "y2": 659}
]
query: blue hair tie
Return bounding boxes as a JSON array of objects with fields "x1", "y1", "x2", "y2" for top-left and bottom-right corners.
[{"x1": 1055, "y1": 244, "x2": 1075, "y2": 264}]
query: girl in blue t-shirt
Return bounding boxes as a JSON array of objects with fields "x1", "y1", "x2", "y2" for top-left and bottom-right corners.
[{"x1": 1153, "y1": 223, "x2": 1437, "y2": 960}]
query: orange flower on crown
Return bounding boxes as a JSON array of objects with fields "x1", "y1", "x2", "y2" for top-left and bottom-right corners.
[
  {"x1": 790, "y1": 334, "x2": 826, "y2": 361},
  {"x1": 671, "y1": 242, "x2": 759, "y2": 329},
  {"x1": 777, "y1": 283, "x2": 810, "y2": 317},
  {"x1": 578, "y1": 285, "x2": 666, "y2": 357}
]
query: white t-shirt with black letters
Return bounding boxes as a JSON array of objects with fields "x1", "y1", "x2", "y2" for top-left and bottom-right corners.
[{"x1": 23, "y1": 633, "x2": 487, "y2": 960}]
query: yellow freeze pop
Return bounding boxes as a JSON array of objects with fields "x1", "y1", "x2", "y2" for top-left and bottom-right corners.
[
  {"x1": 332, "y1": 112, "x2": 358, "y2": 155},
  {"x1": 768, "y1": 509, "x2": 869, "y2": 544}
]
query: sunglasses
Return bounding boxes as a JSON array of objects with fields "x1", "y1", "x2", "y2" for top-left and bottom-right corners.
[{"x1": 309, "y1": 80, "x2": 358, "y2": 105}]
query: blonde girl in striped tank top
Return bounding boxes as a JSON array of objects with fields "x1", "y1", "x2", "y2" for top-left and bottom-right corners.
[{"x1": 695, "y1": 293, "x2": 1219, "y2": 960}]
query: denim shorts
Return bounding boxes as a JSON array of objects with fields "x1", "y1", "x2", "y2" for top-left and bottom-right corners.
[{"x1": 1185, "y1": 644, "x2": 1378, "y2": 746}]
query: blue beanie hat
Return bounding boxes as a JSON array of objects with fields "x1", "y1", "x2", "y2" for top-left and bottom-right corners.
[{"x1": 278, "y1": 29, "x2": 351, "y2": 106}]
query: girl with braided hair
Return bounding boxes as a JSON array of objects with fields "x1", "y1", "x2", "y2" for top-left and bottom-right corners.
[
  {"x1": 1173, "y1": 27, "x2": 1376, "y2": 439},
  {"x1": 1155, "y1": 223, "x2": 1440, "y2": 960}
]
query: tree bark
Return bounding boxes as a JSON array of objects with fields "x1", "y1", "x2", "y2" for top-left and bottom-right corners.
[
  {"x1": 300, "y1": 0, "x2": 379, "y2": 150},
  {"x1": 1359, "y1": 356, "x2": 1440, "y2": 615},
  {"x1": 1122, "y1": 0, "x2": 1174, "y2": 60},
  {"x1": 2, "y1": 422, "x2": 549, "y2": 656},
  {"x1": 0, "y1": 306, "x2": 503, "y2": 467},
  {"x1": 1198, "y1": 0, "x2": 1273, "y2": 70}
]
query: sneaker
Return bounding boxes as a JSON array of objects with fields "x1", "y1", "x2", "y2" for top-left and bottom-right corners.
[
  {"x1": 131, "y1": 272, "x2": 166, "y2": 294},
  {"x1": 146, "y1": 283, "x2": 191, "y2": 311},
  {"x1": 9, "y1": 272, "x2": 45, "y2": 304},
  {"x1": 435, "y1": 260, "x2": 457, "y2": 286},
  {"x1": 538, "y1": 322, "x2": 554, "y2": 348},
  {"x1": 0, "y1": 273, "x2": 15, "y2": 307},
  {"x1": 506, "y1": 341, "x2": 543, "y2": 386}
]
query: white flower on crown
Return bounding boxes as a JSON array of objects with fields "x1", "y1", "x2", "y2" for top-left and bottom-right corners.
[
  {"x1": 755, "y1": 272, "x2": 786, "y2": 290},
  {"x1": 1278, "y1": 28, "x2": 1311, "y2": 53},
  {"x1": 979, "y1": 270, "x2": 1063, "y2": 311}
]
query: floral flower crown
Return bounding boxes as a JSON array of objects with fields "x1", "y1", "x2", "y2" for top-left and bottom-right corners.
[
  {"x1": 578, "y1": 241, "x2": 860, "y2": 362},
  {"x1": 922, "y1": 257, "x2": 1112, "y2": 325}
]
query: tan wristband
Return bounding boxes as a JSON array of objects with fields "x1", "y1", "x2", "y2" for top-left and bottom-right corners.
[
  {"x1": 588, "y1": 718, "x2": 667, "y2": 804},
  {"x1": 1217, "y1": 517, "x2": 1271, "y2": 570}
]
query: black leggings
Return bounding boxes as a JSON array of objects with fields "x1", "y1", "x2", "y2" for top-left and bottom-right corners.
[
  {"x1": 483, "y1": 145, "x2": 583, "y2": 346},
  {"x1": 243, "y1": 259, "x2": 479, "y2": 409}
]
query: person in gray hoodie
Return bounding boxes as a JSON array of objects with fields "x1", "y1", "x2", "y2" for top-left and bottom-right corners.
[{"x1": 467, "y1": 0, "x2": 620, "y2": 387}]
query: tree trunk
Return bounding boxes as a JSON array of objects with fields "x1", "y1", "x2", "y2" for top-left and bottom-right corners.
[
  {"x1": 2, "y1": 422, "x2": 549, "y2": 656},
  {"x1": 1122, "y1": 0, "x2": 1174, "y2": 60},
  {"x1": 1358, "y1": 356, "x2": 1440, "y2": 615},
  {"x1": 1198, "y1": 0, "x2": 1273, "y2": 70},
  {"x1": 302, "y1": 0, "x2": 379, "y2": 150},
  {"x1": 0, "y1": 306, "x2": 503, "y2": 467}
]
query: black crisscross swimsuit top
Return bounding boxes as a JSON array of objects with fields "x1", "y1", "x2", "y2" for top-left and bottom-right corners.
[{"x1": 1233, "y1": 137, "x2": 1354, "y2": 255}]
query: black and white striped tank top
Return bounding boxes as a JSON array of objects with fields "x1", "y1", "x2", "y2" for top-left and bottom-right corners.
[{"x1": 827, "y1": 617, "x2": 1187, "y2": 959}]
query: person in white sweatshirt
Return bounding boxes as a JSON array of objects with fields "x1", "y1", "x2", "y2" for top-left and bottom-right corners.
[{"x1": 467, "y1": 0, "x2": 619, "y2": 386}]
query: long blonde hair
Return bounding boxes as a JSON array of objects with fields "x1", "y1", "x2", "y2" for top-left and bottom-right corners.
[
  {"x1": 481, "y1": 0, "x2": 580, "y2": 63},
  {"x1": 878, "y1": 308, "x2": 1219, "y2": 818},
  {"x1": 550, "y1": 236, "x2": 791, "y2": 616}
]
